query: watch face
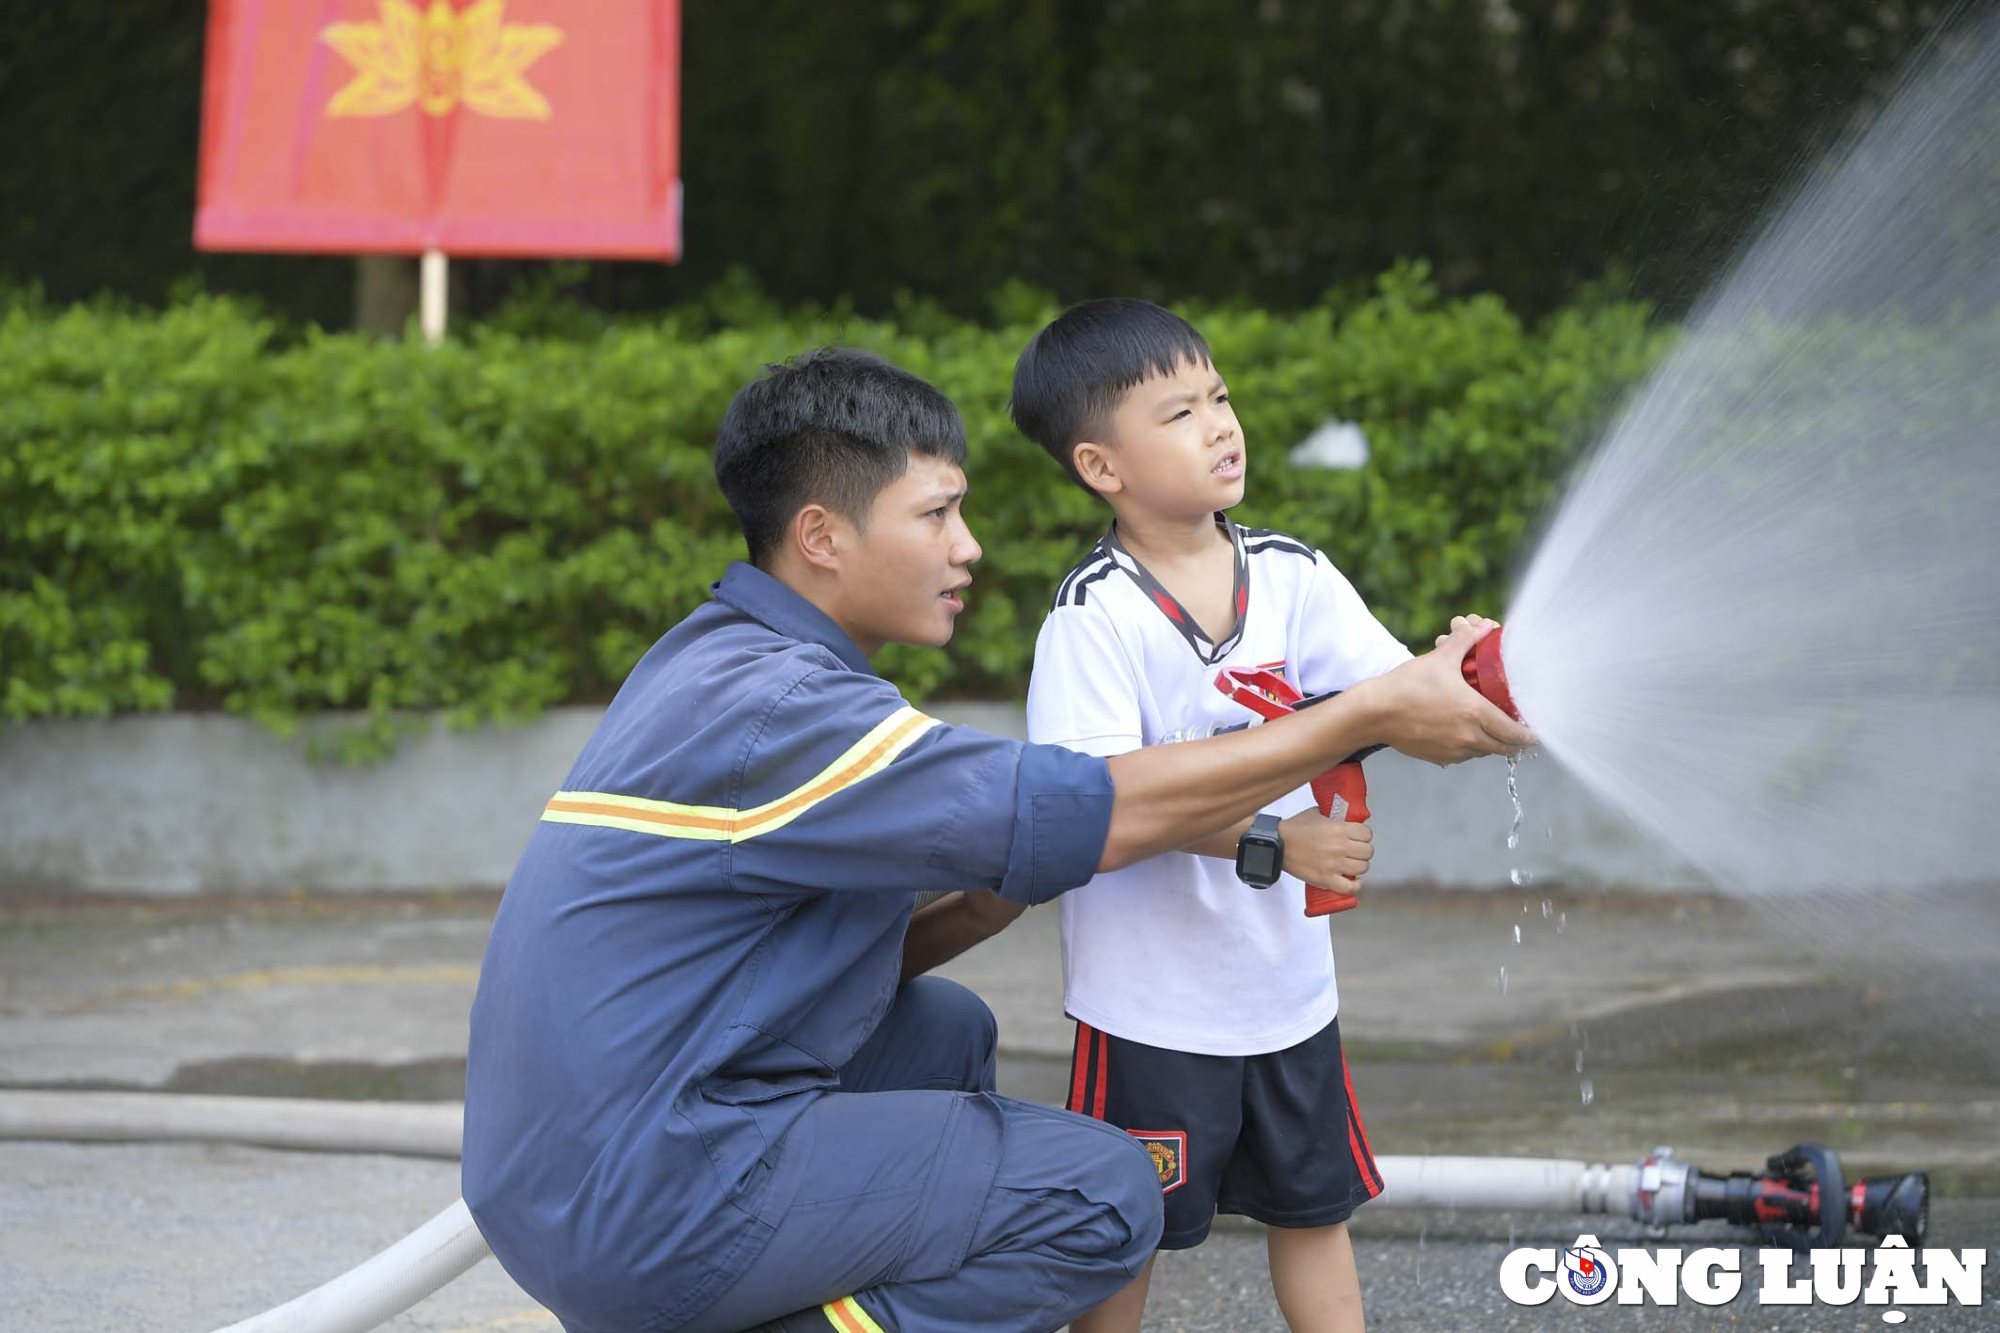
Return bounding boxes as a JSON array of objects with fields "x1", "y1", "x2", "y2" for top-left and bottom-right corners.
[{"x1": 1241, "y1": 844, "x2": 1278, "y2": 881}]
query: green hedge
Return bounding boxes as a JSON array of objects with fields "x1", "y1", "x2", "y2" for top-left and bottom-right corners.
[{"x1": 0, "y1": 267, "x2": 1665, "y2": 757}]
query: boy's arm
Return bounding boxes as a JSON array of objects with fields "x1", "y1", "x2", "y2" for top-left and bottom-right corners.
[{"x1": 1177, "y1": 814, "x2": 1373, "y2": 893}]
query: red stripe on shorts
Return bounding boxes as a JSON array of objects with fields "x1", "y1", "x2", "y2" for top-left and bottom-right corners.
[
  {"x1": 1092, "y1": 1028, "x2": 1109, "y2": 1120},
  {"x1": 1067, "y1": 1023, "x2": 1092, "y2": 1113},
  {"x1": 1341, "y1": 1047, "x2": 1384, "y2": 1196}
]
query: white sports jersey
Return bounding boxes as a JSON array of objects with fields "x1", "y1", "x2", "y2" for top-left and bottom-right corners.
[{"x1": 1027, "y1": 516, "x2": 1412, "y2": 1056}]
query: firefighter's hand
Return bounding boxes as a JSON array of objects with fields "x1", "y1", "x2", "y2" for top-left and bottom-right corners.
[
  {"x1": 1359, "y1": 618, "x2": 1534, "y2": 764},
  {"x1": 1280, "y1": 810, "x2": 1373, "y2": 892},
  {"x1": 1433, "y1": 613, "x2": 1500, "y2": 648}
]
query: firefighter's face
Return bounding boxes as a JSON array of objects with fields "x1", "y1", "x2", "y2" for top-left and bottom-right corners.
[{"x1": 838, "y1": 453, "x2": 982, "y2": 656}]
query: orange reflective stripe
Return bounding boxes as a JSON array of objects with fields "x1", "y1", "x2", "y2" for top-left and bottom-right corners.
[{"x1": 822, "y1": 1296, "x2": 886, "y2": 1333}]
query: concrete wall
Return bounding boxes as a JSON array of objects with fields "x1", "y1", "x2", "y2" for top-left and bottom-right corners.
[{"x1": 0, "y1": 705, "x2": 1705, "y2": 896}]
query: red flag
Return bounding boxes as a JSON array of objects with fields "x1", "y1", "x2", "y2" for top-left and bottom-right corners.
[{"x1": 196, "y1": 0, "x2": 680, "y2": 259}]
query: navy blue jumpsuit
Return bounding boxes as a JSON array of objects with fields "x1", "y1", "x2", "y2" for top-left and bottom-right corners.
[{"x1": 463, "y1": 563, "x2": 1163, "y2": 1333}]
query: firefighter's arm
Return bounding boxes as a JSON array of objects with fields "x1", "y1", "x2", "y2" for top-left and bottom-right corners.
[{"x1": 899, "y1": 889, "x2": 1025, "y2": 981}]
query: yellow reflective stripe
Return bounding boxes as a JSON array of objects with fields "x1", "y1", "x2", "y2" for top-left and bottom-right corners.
[
  {"x1": 823, "y1": 1296, "x2": 887, "y2": 1333},
  {"x1": 541, "y1": 706, "x2": 940, "y2": 844},
  {"x1": 734, "y1": 706, "x2": 937, "y2": 835},
  {"x1": 540, "y1": 802, "x2": 735, "y2": 841}
]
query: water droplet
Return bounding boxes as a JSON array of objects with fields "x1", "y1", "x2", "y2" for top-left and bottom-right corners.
[
  {"x1": 1510, "y1": 867, "x2": 1523, "y2": 886},
  {"x1": 1497, "y1": 966, "x2": 1509, "y2": 995},
  {"x1": 1575, "y1": 1050, "x2": 1585, "y2": 1073},
  {"x1": 1541, "y1": 900, "x2": 1552, "y2": 918},
  {"x1": 1505, "y1": 754, "x2": 1524, "y2": 850},
  {"x1": 1580, "y1": 1079, "x2": 1595, "y2": 1106},
  {"x1": 1512, "y1": 924, "x2": 1522, "y2": 945},
  {"x1": 1544, "y1": 826, "x2": 1554, "y2": 841},
  {"x1": 1557, "y1": 912, "x2": 1567, "y2": 934}
]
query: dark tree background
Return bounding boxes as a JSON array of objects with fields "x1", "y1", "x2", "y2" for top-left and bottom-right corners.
[{"x1": 0, "y1": 1, "x2": 1951, "y2": 326}]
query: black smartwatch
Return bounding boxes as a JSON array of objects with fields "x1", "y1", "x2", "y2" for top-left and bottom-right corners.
[{"x1": 1235, "y1": 813, "x2": 1285, "y2": 889}]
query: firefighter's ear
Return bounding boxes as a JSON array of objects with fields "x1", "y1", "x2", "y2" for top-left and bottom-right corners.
[{"x1": 792, "y1": 502, "x2": 843, "y2": 573}]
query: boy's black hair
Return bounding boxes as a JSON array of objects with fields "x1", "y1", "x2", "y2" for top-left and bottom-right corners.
[
  {"x1": 713, "y1": 347, "x2": 968, "y2": 567},
  {"x1": 1009, "y1": 298, "x2": 1213, "y2": 493}
]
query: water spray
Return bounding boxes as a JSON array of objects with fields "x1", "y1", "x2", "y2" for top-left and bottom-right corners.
[{"x1": 1492, "y1": 5, "x2": 2000, "y2": 920}]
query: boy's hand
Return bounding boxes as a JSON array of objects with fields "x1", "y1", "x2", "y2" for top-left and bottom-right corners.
[
  {"x1": 1279, "y1": 810, "x2": 1373, "y2": 893},
  {"x1": 1356, "y1": 618, "x2": 1535, "y2": 764}
]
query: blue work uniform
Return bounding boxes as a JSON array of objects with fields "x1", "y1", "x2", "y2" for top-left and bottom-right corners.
[{"x1": 463, "y1": 563, "x2": 1163, "y2": 1333}]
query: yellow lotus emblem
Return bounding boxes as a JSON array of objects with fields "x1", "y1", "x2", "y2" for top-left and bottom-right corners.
[{"x1": 322, "y1": 0, "x2": 563, "y2": 121}]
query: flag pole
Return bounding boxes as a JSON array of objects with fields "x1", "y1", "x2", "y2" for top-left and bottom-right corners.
[{"x1": 420, "y1": 249, "x2": 449, "y2": 346}]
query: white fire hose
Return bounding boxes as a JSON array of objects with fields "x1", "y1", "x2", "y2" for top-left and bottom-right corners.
[{"x1": 0, "y1": 1090, "x2": 1649, "y2": 1333}]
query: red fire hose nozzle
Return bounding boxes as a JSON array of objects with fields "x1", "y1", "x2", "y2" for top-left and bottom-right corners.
[{"x1": 1460, "y1": 625, "x2": 1521, "y2": 722}]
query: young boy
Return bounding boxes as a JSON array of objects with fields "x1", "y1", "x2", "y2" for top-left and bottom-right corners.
[{"x1": 1015, "y1": 300, "x2": 1419, "y2": 1333}]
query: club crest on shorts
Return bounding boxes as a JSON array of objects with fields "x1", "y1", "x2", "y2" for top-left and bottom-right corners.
[{"x1": 1129, "y1": 1129, "x2": 1188, "y2": 1193}]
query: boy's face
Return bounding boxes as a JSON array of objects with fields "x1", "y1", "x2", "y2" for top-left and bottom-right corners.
[
  {"x1": 836, "y1": 452, "x2": 982, "y2": 656},
  {"x1": 1084, "y1": 356, "x2": 1244, "y2": 517}
]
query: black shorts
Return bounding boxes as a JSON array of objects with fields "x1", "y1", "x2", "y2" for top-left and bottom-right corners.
[{"x1": 1063, "y1": 1014, "x2": 1383, "y2": 1249}]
